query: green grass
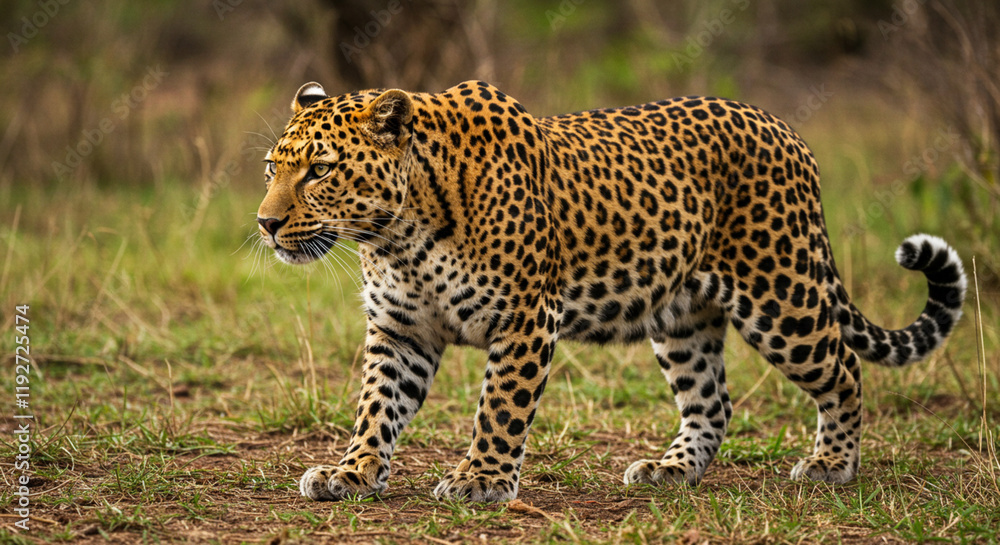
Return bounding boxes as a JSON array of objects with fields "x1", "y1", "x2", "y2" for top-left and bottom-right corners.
[{"x1": 1, "y1": 119, "x2": 998, "y2": 543}]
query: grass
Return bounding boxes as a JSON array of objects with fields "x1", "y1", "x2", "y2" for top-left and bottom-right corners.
[{"x1": 1, "y1": 112, "x2": 998, "y2": 544}]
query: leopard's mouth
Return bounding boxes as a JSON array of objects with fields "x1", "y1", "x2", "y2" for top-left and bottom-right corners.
[{"x1": 273, "y1": 234, "x2": 337, "y2": 265}]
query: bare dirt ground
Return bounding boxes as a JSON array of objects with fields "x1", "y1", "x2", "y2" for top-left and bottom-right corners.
[{"x1": 26, "y1": 426, "x2": 951, "y2": 545}]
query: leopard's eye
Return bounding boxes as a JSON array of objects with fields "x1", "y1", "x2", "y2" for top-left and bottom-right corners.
[
  {"x1": 264, "y1": 160, "x2": 276, "y2": 177},
  {"x1": 310, "y1": 163, "x2": 330, "y2": 178}
]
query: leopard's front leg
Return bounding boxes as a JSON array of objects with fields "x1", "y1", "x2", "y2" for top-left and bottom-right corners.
[
  {"x1": 433, "y1": 302, "x2": 558, "y2": 502},
  {"x1": 300, "y1": 320, "x2": 441, "y2": 501}
]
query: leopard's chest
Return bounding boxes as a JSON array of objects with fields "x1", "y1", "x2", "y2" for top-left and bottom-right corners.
[{"x1": 360, "y1": 244, "x2": 499, "y2": 350}]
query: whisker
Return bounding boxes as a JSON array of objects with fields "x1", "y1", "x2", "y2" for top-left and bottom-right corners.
[
  {"x1": 304, "y1": 240, "x2": 350, "y2": 295},
  {"x1": 252, "y1": 110, "x2": 280, "y2": 143},
  {"x1": 372, "y1": 203, "x2": 417, "y2": 221},
  {"x1": 323, "y1": 242, "x2": 363, "y2": 293},
  {"x1": 246, "y1": 236, "x2": 270, "y2": 282},
  {"x1": 312, "y1": 234, "x2": 373, "y2": 287},
  {"x1": 319, "y1": 225, "x2": 407, "y2": 252},
  {"x1": 319, "y1": 219, "x2": 410, "y2": 240},
  {"x1": 321, "y1": 233, "x2": 406, "y2": 270},
  {"x1": 334, "y1": 240, "x2": 388, "y2": 285},
  {"x1": 370, "y1": 205, "x2": 419, "y2": 229},
  {"x1": 316, "y1": 233, "x2": 393, "y2": 282},
  {"x1": 233, "y1": 230, "x2": 259, "y2": 256},
  {"x1": 319, "y1": 217, "x2": 412, "y2": 222},
  {"x1": 316, "y1": 229, "x2": 409, "y2": 263},
  {"x1": 256, "y1": 239, "x2": 272, "y2": 279}
]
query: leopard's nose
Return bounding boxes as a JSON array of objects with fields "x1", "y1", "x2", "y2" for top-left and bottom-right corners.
[{"x1": 257, "y1": 215, "x2": 289, "y2": 236}]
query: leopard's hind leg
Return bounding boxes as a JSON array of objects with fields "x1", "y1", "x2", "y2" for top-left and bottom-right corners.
[
  {"x1": 729, "y1": 285, "x2": 863, "y2": 484},
  {"x1": 625, "y1": 299, "x2": 733, "y2": 486}
]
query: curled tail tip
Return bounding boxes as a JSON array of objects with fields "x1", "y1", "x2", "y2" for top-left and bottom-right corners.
[
  {"x1": 895, "y1": 233, "x2": 939, "y2": 270},
  {"x1": 895, "y1": 233, "x2": 968, "y2": 293},
  {"x1": 845, "y1": 234, "x2": 966, "y2": 367}
]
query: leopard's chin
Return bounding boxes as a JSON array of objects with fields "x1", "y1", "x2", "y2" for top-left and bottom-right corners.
[{"x1": 273, "y1": 235, "x2": 336, "y2": 265}]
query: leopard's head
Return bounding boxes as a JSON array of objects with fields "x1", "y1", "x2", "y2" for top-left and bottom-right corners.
[{"x1": 256, "y1": 82, "x2": 413, "y2": 264}]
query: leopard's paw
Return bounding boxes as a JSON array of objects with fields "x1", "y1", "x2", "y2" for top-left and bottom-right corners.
[
  {"x1": 624, "y1": 459, "x2": 702, "y2": 486},
  {"x1": 299, "y1": 463, "x2": 386, "y2": 501},
  {"x1": 790, "y1": 455, "x2": 856, "y2": 484},
  {"x1": 433, "y1": 470, "x2": 518, "y2": 502}
]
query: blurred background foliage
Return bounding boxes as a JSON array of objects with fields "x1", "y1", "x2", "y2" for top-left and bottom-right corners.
[{"x1": 0, "y1": 0, "x2": 997, "y2": 281}]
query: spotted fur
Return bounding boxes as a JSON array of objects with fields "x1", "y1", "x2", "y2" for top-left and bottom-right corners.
[{"x1": 257, "y1": 81, "x2": 967, "y2": 502}]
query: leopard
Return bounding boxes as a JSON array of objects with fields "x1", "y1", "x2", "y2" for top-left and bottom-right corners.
[{"x1": 256, "y1": 80, "x2": 967, "y2": 502}]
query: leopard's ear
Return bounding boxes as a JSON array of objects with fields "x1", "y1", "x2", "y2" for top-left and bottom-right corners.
[
  {"x1": 292, "y1": 82, "x2": 328, "y2": 113},
  {"x1": 361, "y1": 89, "x2": 413, "y2": 149}
]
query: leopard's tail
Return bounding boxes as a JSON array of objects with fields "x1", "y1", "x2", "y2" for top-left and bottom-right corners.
[{"x1": 835, "y1": 234, "x2": 967, "y2": 367}]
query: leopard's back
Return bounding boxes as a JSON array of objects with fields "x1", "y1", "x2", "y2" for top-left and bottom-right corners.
[{"x1": 536, "y1": 97, "x2": 828, "y2": 347}]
